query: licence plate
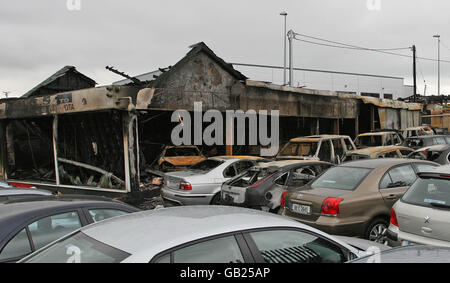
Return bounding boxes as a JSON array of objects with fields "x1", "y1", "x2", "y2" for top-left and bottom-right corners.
[{"x1": 291, "y1": 203, "x2": 311, "y2": 215}]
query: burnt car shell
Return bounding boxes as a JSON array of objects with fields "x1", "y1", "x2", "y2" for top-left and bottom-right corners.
[
  {"x1": 221, "y1": 160, "x2": 334, "y2": 212},
  {"x1": 157, "y1": 145, "x2": 206, "y2": 172}
]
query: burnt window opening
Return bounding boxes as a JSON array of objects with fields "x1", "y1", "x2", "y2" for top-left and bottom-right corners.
[
  {"x1": 6, "y1": 117, "x2": 55, "y2": 183},
  {"x1": 57, "y1": 111, "x2": 125, "y2": 190}
]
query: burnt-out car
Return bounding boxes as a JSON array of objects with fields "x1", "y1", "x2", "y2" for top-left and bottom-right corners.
[
  {"x1": 276, "y1": 135, "x2": 356, "y2": 164},
  {"x1": 221, "y1": 160, "x2": 334, "y2": 213},
  {"x1": 342, "y1": 146, "x2": 415, "y2": 162},
  {"x1": 407, "y1": 144, "x2": 450, "y2": 165},
  {"x1": 153, "y1": 145, "x2": 206, "y2": 172}
]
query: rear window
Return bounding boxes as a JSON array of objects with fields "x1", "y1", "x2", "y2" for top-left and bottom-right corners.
[
  {"x1": 311, "y1": 167, "x2": 372, "y2": 191},
  {"x1": 355, "y1": 135, "x2": 383, "y2": 147},
  {"x1": 24, "y1": 232, "x2": 130, "y2": 263},
  {"x1": 409, "y1": 151, "x2": 443, "y2": 162},
  {"x1": 402, "y1": 177, "x2": 450, "y2": 208},
  {"x1": 189, "y1": 159, "x2": 224, "y2": 172},
  {"x1": 229, "y1": 169, "x2": 273, "y2": 187}
]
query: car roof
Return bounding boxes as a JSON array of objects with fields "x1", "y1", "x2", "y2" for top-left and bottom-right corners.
[
  {"x1": 79, "y1": 206, "x2": 357, "y2": 260},
  {"x1": 289, "y1": 135, "x2": 350, "y2": 142},
  {"x1": 257, "y1": 160, "x2": 331, "y2": 169},
  {"x1": 0, "y1": 198, "x2": 137, "y2": 242},
  {"x1": 414, "y1": 144, "x2": 450, "y2": 152},
  {"x1": 417, "y1": 164, "x2": 450, "y2": 176},
  {"x1": 210, "y1": 155, "x2": 264, "y2": 161},
  {"x1": 0, "y1": 188, "x2": 52, "y2": 197},
  {"x1": 406, "y1": 135, "x2": 448, "y2": 140},
  {"x1": 347, "y1": 146, "x2": 412, "y2": 156},
  {"x1": 339, "y1": 158, "x2": 431, "y2": 169}
]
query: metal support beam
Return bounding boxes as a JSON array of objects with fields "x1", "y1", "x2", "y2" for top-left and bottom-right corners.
[{"x1": 52, "y1": 115, "x2": 60, "y2": 186}]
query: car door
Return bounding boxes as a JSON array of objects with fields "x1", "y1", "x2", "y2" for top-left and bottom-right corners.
[
  {"x1": 379, "y1": 164, "x2": 418, "y2": 208},
  {"x1": 0, "y1": 209, "x2": 86, "y2": 262},
  {"x1": 317, "y1": 140, "x2": 333, "y2": 163},
  {"x1": 151, "y1": 233, "x2": 254, "y2": 263},
  {"x1": 243, "y1": 228, "x2": 355, "y2": 263}
]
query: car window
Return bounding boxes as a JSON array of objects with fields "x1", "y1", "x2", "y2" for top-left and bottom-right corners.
[
  {"x1": 172, "y1": 236, "x2": 245, "y2": 263},
  {"x1": 0, "y1": 229, "x2": 32, "y2": 261},
  {"x1": 25, "y1": 232, "x2": 130, "y2": 263},
  {"x1": 380, "y1": 165, "x2": 416, "y2": 189},
  {"x1": 28, "y1": 211, "x2": 82, "y2": 250},
  {"x1": 88, "y1": 209, "x2": 129, "y2": 223},
  {"x1": 402, "y1": 177, "x2": 450, "y2": 208},
  {"x1": 287, "y1": 166, "x2": 317, "y2": 187},
  {"x1": 433, "y1": 137, "x2": 446, "y2": 145},
  {"x1": 343, "y1": 138, "x2": 356, "y2": 151},
  {"x1": 274, "y1": 172, "x2": 289, "y2": 186},
  {"x1": 248, "y1": 229, "x2": 346, "y2": 263},
  {"x1": 311, "y1": 167, "x2": 371, "y2": 191},
  {"x1": 393, "y1": 134, "x2": 402, "y2": 144},
  {"x1": 223, "y1": 165, "x2": 237, "y2": 178},
  {"x1": 235, "y1": 161, "x2": 255, "y2": 174},
  {"x1": 189, "y1": 159, "x2": 224, "y2": 172}
]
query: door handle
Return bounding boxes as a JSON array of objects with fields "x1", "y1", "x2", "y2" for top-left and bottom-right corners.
[
  {"x1": 386, "y1": 194, "x2": 396, "y2": 200},
  {"x1": 421, "y1": 227, "x2": 432, "y2": 234}
]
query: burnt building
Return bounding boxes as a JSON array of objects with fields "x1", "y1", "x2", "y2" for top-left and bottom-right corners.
[{"x1": 0, "y1": 42, "x2": 422, "y2": 200}]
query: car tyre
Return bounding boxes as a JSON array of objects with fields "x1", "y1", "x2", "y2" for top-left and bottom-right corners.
[
  {"x1": 365, "y1": 217, "x2": 389, "y2": 244},
  {"x1": 210, "y1": 193, "x2": 222, "y2": 205}
]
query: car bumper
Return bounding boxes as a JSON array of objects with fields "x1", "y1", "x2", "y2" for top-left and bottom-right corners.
[
  {"x1": 387, "y1": 225, "x2": 450, "y2": 247},
  {"x1": 161, "y1": 187, "x2": 214, "y2": 206},
  {"x1": 281, "y1": 208, "x2": 366, "y2": 237}
]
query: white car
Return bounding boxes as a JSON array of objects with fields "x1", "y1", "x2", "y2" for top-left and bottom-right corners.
[
  {"x1": 387, "y1": 164, "x2": 450, "y2": 247},
  {"x1": 161, "y1": 156, "x2": 263, "y2": 206},
  {"x1": 20, "y1": 206, "x2": 368, "y2": 263}
]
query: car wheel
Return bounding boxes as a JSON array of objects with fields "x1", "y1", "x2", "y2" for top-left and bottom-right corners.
[
  {"x1": 365, "y1": 218, "x2": 389, "y2": 244},
  {"x1": 210, "y1": 193, "x2": 222, "y2": 205}
]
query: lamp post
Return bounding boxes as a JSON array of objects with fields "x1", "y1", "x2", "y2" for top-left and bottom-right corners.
[
  {"x1": 433, "y1": 35, "x2": 441, "y2": 96},
  {"x1": 280, "y1": 12, "x2": 288, "y2": 85}
]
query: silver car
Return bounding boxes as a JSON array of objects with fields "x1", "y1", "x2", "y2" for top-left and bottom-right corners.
[
  {"x1": 408, "y1": 144, "x2": 450, "y2": 165},
  {"x1": 0, "y1": 187, "x2": 52, "y2": 202},
  {"x1": 161, "y1": 156, "x2": 262, "y2": 206},
  {"x1": 387, "y1": 164, "x2": 450, "y2": 247},
  {"x1": 20, "y1": 206, "x2": 367, "y2": 263}
]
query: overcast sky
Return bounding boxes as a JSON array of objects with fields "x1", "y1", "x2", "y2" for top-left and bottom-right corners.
[{"x1": 1, "y1": 0, "x2": 450, "y2": 97}]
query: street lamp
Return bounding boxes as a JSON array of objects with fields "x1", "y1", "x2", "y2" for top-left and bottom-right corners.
[
  {"x1": 433, "y1": 35, "x2": 441, "y2": 96},
  {"x1": 280, "y1": 12, "x2": 288, "y2": 85}
]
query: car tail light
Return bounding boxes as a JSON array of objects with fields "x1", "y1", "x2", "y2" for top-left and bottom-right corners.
[
  {"x1": 280, "y1": 191, "x2": 289, "y2": 207},
  {"x1": 439, "y1": 174, "x2": 450, "y2": 179},
  {"x1": 7, "y1": 182, "x2": 37, "y2": 189},
  {"x1": 179, "y1": 182, "x2": 192, "y2": 191},
  {"x1": 321, "y1": 197, "x2": 344, "y2": 216},
  {"x1": 390, "y1": 208, "x2": 399, "y2": 226}
]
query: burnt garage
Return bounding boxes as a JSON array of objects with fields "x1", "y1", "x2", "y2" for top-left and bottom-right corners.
[{"x1": 0, "y1": 42, "x2": 422, "y2": 201}]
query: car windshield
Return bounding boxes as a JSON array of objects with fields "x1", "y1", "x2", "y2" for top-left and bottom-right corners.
[
  {"x1": 355, "y1": 135, "x2": 383, "y2": 147},
  {"x1": 24, "y1": 232, "x2": 130, "y2": 263},
  {"x1": 165, "y1": 147, "x2": 200, "y2": 157},
  {"x1": 311, "y1": 167, "x2": 372, "y2": 190},
  {"x1": 278, "y1": 142, "x2": 318, "y2": 157},
  {"x1": 189, "y1": 159, "x2": 224, "y2": 172},
  {"x1": 402, "y1": 177, "x2": 450, "y2": 208}
]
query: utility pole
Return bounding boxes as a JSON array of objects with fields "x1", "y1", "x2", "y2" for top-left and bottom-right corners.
[
  {"x1": 433, "y1": 35, "x2": 441, "y2": 96},
  {"x1": 280, "y1": 12, "x2": 288, "y2": 85},
  {"x1": 412, "y1": 45, "x2": 417, "y2": 101},
  {"x1": 288, "y1": 30, "x2": 294, "y2": 87}
]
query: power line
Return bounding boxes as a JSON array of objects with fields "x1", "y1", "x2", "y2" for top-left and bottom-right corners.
[{"x1": 293, "y1": 32, "x2": 450, "y2": 63}]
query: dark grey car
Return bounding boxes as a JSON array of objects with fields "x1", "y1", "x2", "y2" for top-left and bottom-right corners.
[
  {"x1": 0, "y1": 188, "x2": 52, "y2": 202},
  {"x1": 402, "y1": 135, "x2": 450, "y2": 150},
  {"x1": 0, "y1": 196, "x2": 139, "y2": 262},
  {"x1": 408, "y1": 144, "x2": 450, "y2": 165}
]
